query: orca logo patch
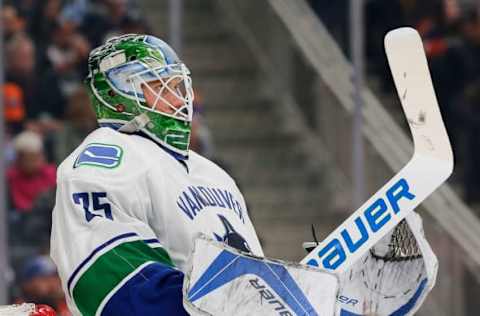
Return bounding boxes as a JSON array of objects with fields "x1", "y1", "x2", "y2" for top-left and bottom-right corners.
[
  {"x1": 213, "y1": 214, "x2": 251, "y2": 253},
  {"x1": 74, "y1": 143, "x2": 123, "y2": 169}
]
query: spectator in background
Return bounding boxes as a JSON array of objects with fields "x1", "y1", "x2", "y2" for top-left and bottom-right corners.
[
  {"x1": 29, "y1": 0, "x2": 64, "y2": 53},
  {"x1": 15, "y1": 255, "x2": 70, "y2": 316},
  {"x1": 1, "y1": 4, "x2": 27, "y2": 42},
  {"x1": 5, "y1": 35, "x2": 66, "y2": 122},
  {"x1": 47, "y1": 21, "x2": 90, "y2": 97},
  {"x1": 3, "y1": 82, "x2": 26, "y2": 135},
  {"x1": 81, "y1": 0, "x2": 140, "y2": 46},
  {"x1": 10, "y1": 0, "x2": 38, "y2": 27},
  {"x1": 5, "y1": 34, "x2": 35, "y2": 80},
  {"x1": 7, "y1": 131, "x2": 56, "y2": 213},
  {"x1": 52, "y1": 86, "x2": 97, "y2": 164},
  {"x1": 1, "y1": 83, "x2": 23, "y2": 167}
]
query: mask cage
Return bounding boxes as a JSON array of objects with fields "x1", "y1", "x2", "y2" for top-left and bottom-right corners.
[{"x1": 105, "y1": 58, "x2": 194, "y2": 122}]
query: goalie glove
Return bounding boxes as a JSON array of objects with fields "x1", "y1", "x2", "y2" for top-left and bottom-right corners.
[{"x1": 304, "y1": 211, "x2": 437, "y2": 316}]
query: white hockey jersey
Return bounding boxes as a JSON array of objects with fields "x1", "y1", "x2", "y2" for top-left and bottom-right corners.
[{"x1": 50, "y1": 127, "x2": 263, "y2": 315}]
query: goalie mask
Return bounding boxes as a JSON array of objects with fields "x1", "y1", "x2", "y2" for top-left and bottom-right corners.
[{"x1": 85, "y1": 34, "x2": 194, "y2": 158}]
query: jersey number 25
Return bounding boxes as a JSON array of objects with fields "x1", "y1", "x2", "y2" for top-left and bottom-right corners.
[{"x1": 72, "y1": 192, "x2": 113, "y2": 222}]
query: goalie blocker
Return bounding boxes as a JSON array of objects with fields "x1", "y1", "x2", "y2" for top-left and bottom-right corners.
[{"x1": 183, "y1": 235, "x2": 338, "y2": 316}]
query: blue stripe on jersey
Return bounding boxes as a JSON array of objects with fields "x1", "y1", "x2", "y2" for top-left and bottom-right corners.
[
  {"x1": 67, "y1": 232, "x2": 138, "y2": 296},
  {"x1": 99, "y1": 123, "x2": 123, "y2": 130},
  {"x1": 101, "y1": 262, "x2": 189, "y2": 316},
  {"x1": 143, "y1": 238, "x2": 161, "y2": 244}
]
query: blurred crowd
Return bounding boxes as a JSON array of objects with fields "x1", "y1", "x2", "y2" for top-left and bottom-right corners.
[
  {"x1": 1, "y1": 0, "x2": 215, "y2": 313},
  {"x1": 309, "y1": 0, "x2": 480, "y2": 206}
]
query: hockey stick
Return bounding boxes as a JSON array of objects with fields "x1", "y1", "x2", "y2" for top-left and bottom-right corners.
[{"x1": 300, "y1": 27, "x2": 454, "y2": 274}]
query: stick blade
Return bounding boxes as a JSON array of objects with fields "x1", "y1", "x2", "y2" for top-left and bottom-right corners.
[{"x1": 385, "y1": 27, "x2": 453, "y2": 169}]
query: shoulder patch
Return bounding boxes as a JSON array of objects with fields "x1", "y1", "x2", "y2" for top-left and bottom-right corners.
[{"x1": 74, "y1": 143, "x2": 123, "y2": 169}]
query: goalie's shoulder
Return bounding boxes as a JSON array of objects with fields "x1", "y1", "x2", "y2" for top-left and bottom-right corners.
[
  {"x1": 189, "y1": 150, "x2": 238, "y2": 186},
  {"x1": 57, "y1": 127, "x2": 149, "y2": 182}
]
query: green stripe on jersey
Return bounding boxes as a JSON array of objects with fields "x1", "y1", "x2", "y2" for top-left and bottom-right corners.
[{"x1": 72, "y1": 240, "x2": 173, "y2": 316}]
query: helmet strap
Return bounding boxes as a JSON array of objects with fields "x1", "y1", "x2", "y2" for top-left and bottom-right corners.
[{"x1": 118, "y1": 112, "x2": 150, "y2": 133}]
